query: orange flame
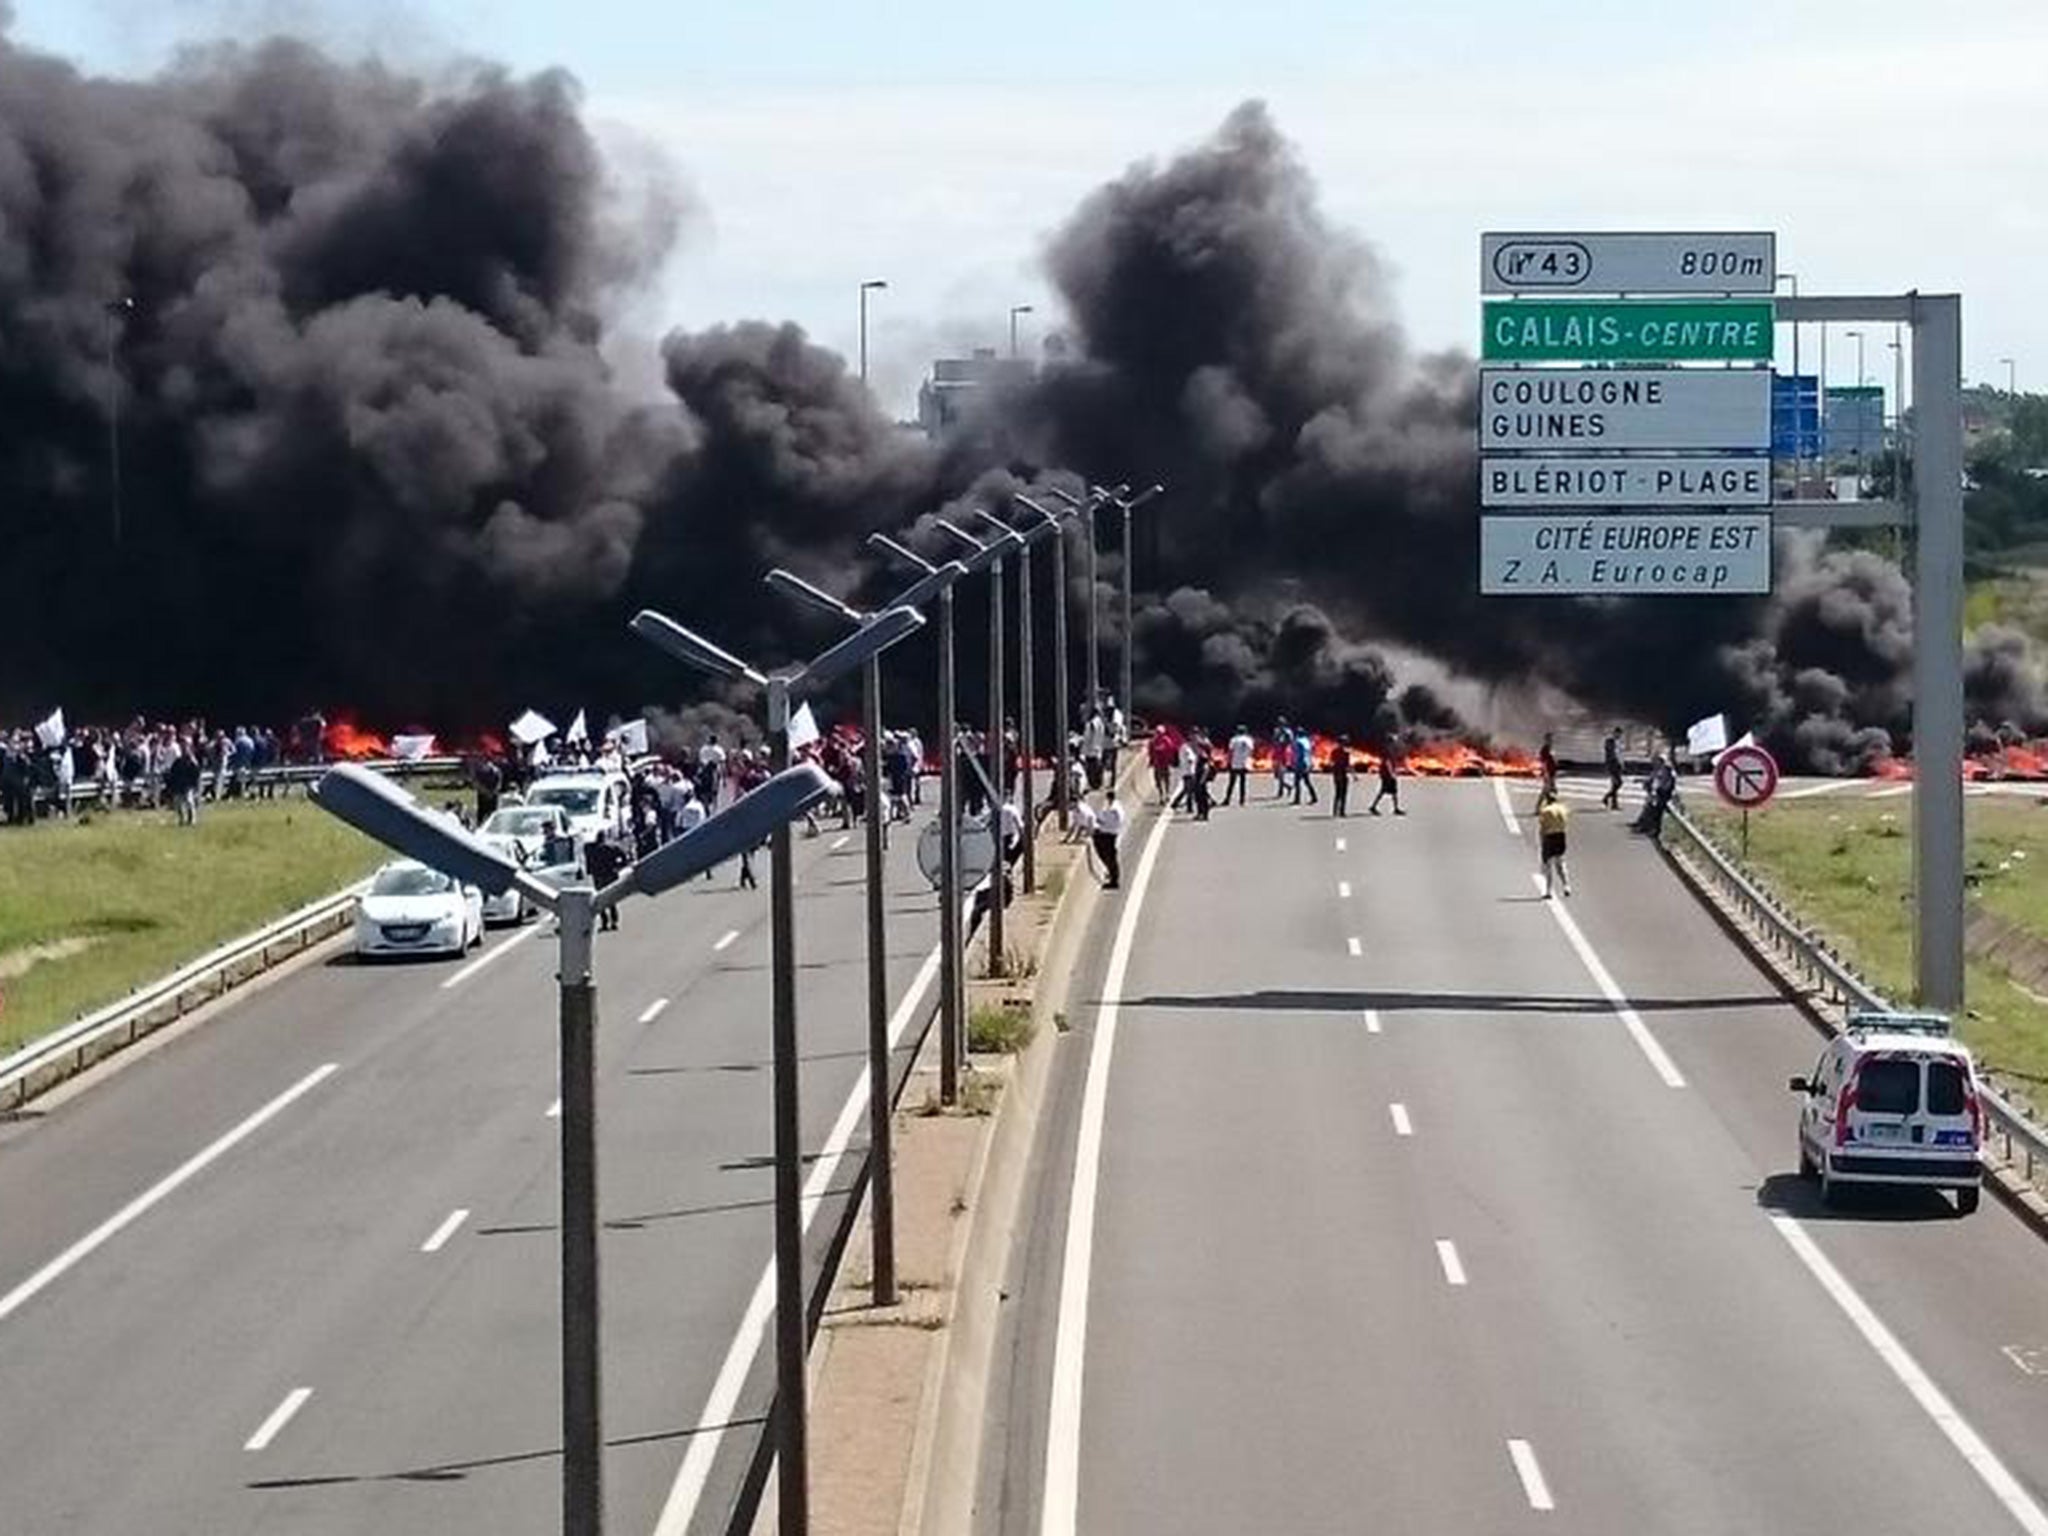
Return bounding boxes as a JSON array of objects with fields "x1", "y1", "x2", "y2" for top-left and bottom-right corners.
[{"x1": 323, "y1": 716, "x2": 390, "y2": 760}]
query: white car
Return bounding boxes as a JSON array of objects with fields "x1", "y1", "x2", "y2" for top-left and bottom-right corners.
[
  {"x1": 1791, "y1": 1011, "x2": 1983, "y2": 1214},
  {"x1": 475, "y1": 834, "x2": 537, "y2": 926},
  {"x1": 526, "y1": 771, "x2": 631, "y2": 849},
  {"x1": 478, "y1": 803, "x2": 575, "y2": 864},
  {"x1": 354, "y1": 860, "x2": 484, "y2": 959}
]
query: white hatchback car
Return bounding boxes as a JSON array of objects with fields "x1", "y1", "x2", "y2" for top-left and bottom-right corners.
[
  {"x1": 1791, "y1": 1012, "x2": 1984, "y2": 1214},
  {"x1": 354, "y1": 860, "x2": 484, "y2": 959}
]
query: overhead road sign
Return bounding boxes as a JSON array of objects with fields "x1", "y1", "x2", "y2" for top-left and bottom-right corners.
[
  {"x1": 1483, "y1": 300, "x2": 1774, "y2": 363},
  {"x1": 1479, "y1": 513, "x2": 1772, "y2": 595},
  {"x1": 1483, "y1": 232, "x2": 1776, "y2": 295},
  {"x1": 1714, "y1": 743, "x2": 1780, "y2": 809},
  {"x1": 1482, "y1": 455, "x2": 1770, "y2": 508},
  {"x1": 1772, "y1": 373, "x2": 1822, "y2": 458},
  {"x1": 1480, "y1": 367, "x2": 1770, "y2": 452}
]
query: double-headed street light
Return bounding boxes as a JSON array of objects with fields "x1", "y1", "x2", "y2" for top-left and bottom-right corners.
[
  {"x1": 312, "y1": 759, "x2": 833, "y2": 1536},
  {"x1": 1095, "y1": 482, "x2": 1164, "y2": 738},
  {"x1": 1013, "y1": 493, "x2": 1077, "y2": 830},
  {"x1": 932, "y1": 515, "x2": 1023, "y2": 977},
  {"x1": 629, "y1": 603, "x2": 923, "y2": 1536},
  {"x1": 763, "y1": 560, "x2": 962, "y2": 1306},
  {"x1": 1044, "y1": 483, "x2": 1114, "y2": 728},
  {"x1": 1008, "y1": 303, "x2": 1034, "y2": 360},
  {"x1": 970, "y1": 506, "x2": 1058, "y2": 896}
]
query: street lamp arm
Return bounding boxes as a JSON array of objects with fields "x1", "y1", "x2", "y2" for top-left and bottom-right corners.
[
  {"x1": 312, "y1": 763, "x2": 545, "y2": 904},
  {"x1": 968, "y1": 507, "x2": 1029, "y2": 550},
  {"x1": 868, "y1": 531, "x2": 936, "y2": 573},
  {"x1": 629, "y1": 611, "x2": 770, "y2": 686},
  {"x1": 1044, "y1": 486, "x2": 1083, "y2": 510},
  {"x1": 888, "y1": 559, "x2": 969, "y2": 612},
  {"x1": 765, "y1": 568, "x2": 866, "y2": 625},
  {"x1": 794, "y1": 604, "x2": 925, "y2": 694}
]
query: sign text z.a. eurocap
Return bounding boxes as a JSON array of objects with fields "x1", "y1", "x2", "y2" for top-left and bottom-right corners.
[{"x1": 1479, "y1": 514, "x2": 1771, "y2": 596}]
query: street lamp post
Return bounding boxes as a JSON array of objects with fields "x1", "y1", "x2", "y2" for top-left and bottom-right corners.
[
  {"x1": 1008, "y1": 303, "x2": 1034, "y2": 360},
  {"x1": 1014, "y1": 494, "x2": 1076, "y2": 829},
  {"x1": 1101, "y1": 483, "x2": 1164, "y2": 732},
  {"x1": 629, "y1": 606, "x2": 924, "y2": 1536},
  {"x1": 859, "y1": 279, "x2": 888, "y2": 385},
  {"x1": 1046, "y1": 484, "x2": 1115, "y2": 724},
  {"x1": 1778, "y1": 273, "x2": 1801, "y2": 492},
  {"x1": 311, "y1": 761, "x2": 834, "y2": 1536},
  {"x1": 1848, "y1": 328, "x2": 1869, "y2": 467},
  {"x1": 973, "y1": 507, "x2": 1057, "y2": 895},
  {"x1": 763, "y1": 561, "x2": 963, "y2": 1305},
  {"x1": 870, "y1": 534, "x2": 969, "y2": 1105},
  {"x1": 2001, "y1": 356, "x2": 2017, "y2": 399}
]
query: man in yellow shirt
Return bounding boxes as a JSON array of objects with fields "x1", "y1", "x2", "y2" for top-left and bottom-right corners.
[{"x1": 1537, "y1": 789, "x2": 1572, "y2": 899}]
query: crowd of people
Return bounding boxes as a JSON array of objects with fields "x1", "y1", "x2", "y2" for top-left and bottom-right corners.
[{"x1": 0, "y1": 715, "x2": 336, "y2": 828}]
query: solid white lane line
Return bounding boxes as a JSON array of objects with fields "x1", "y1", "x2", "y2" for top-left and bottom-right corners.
[
  {"x1": 1507, "y1": 1439, "x2": 1554, "y2": 1511},
  {"x1": 420, "y1": 1208, "x2": 470, "y2": 1254},
  {"x1": 830, "y1": 834, "x2": 851, "y2": 851},
  {"x1": 652, "y1": 937, "x2": 948, "y2": 1536},
  {"x1": 244, "y1": 1387, "x2": 313, "y2": 1452},
  {"x1": 1346, "y1": 936, "x2": 1362, "y2": 958},
  {"x1": 544, "y1": 1099, "x2": 561, "y2": 1119},
  {"x1": 1436, "y1": 1239, "x2": 1467, "y2": 1286},
  {"x1": 0, "y1": 1064, "x2": 338, "y2": 1327},
  {"x1": 1783, "y1": 780, "x2": 1856, "y2": 799},
  {"x1": 1389, "y1": 1103, "x2": 1413, "y2": 1137},
  {"x1": 1769, "y1": 1215, "x2": 2048, "y2": 1535},
  {"x1": 637, "y1": 996, "x2": 671, "y2": 1025},
  {"x1": 1531, "y1": 874, "x2": 1686, "y2": 1089},
  {"x1": 1337, "y1": 880, "x2": 1352, "y2": 900},
  {"x1": 1873, "y1": 784, "x2": 1915, "y2": 799},
  {"x1": 1363, "y1": 1009, "x2": 1383, "y2": 1034},
  {"x1": 713, "y1": 929, "x2": 740, "y2": 953},
  {"x1": 1491, "y1": 776, "x2": 1521, "y2": 836},
  {"x1": 1038, "y1": 810, "x2": 1175, "y2": 1536},
  {"x1": 441, "y1": 919, "x2": 544, "y2": 990},
  {"x1": 1335, "y1": 836, "x2": 1347, "y2": 852}
]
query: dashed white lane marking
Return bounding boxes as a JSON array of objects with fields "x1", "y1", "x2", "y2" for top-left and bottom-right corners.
[
  {"x1": 544, "y1": 1099, "x2": 561, "y2": 1119},
  {"x1": 245, "y1": 1388, "x2": 313, "y2": 1452},
  {"x1": 1507, "y1": 1439, "x2": 1554, "y2": 1511},
  {"x1": 1491, "y1": 776, "x2": 1521, "y2": 836},
  {"x1": 1346, "y1": 936, "x2": 1363, "y2": 958},
  {"x1": 1770, "y1": 1215, "x2": 2048, "y2": 1535},
  {"x1": 830, "y1": 834, "x2": 850, "y2": 851},
  {"x1": 653, "y1": 935, "x2": 951, "y2": 1536},
  {"x1": 1363, "y1": 1009, "x2": 1383, "y2": 1034},
  {"x1": 713, "y1": 929, "x2": 740, "y2": 953},
  {"x1": 1337, "y1": 880, "x2": 1352, "y2": 900},
  {"x1": 441, "y1": 919, "x2": 545, "y2": 989},
  {"x1": 1389, "y1": 1103, "x2": 1413, "y2": 1137},
  {"x1": 421, "y1": 1208, "x2": 470, "y2": 1254},
  {"x1": 0, "y1": 1064, "x2": 338, "y2": 1328},
  {"x1": 638, "y1": 996, "x2": 671, "y2": 1024},
  {"x1": 1036, "y1": 810, "x2": 1175, "y2": 1536},
  {"x1": 1436, "y1": 1239, "x2": 1467, "y2": 1286},
  {"x1": 1531, "y1": 874, "x2": 1686, "y2": 1089},
  {"x1": 1335, "y1": 836, "x2": 1347, "y2": 852}
]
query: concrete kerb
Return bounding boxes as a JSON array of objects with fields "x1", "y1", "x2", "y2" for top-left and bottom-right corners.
[{"x1": 1657, "y1": 835, "x2": 2048, "y2": 1242}]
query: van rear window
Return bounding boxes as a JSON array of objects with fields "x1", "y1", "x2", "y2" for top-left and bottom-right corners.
[
  {"x1": 1926, "y1": 1061, "x2": 1968, "y2": 1116},
  {"x1": 1855, "y1": 1058, "x2": 1919, "y2": 1115}
]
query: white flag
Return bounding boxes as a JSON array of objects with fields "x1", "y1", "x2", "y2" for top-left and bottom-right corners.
[
  {"x1": 389, "y1": 733, "x2": 436, "y2": 761},
  {"x1": 1685, "y1": 713, "x2": 1729, "y2": 758},
  {"x1": 34, "y1": 708, "x2": 65, "y2": 748},
  {"x1": 509, "y1": 709, "x2": 556, "y2": 746},
  {"x1": 787, "y1": 702, "x2": 821, "y2": 751},
  {"x1": 565, "y1": 709, "x2": 589, "y2": 744},
  {"x1": 606, "y1": 719, "x2": 649, "y2": 756}
]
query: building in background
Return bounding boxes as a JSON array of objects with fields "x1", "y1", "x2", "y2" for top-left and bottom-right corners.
[{"x1": 917, "y1": 349, "x2": 1034, "y2": 438}]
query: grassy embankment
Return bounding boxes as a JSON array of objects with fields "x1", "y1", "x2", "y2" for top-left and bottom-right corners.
[
  {"x1": 1691, "y1": 794, "x2": 2048, "y2": 1107},
  {"x1": 0, "y1": 798, "x2": 383, "y2": 1056}
]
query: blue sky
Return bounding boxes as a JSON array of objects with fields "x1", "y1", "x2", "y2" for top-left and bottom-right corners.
[{"x1": 11, "y1": 1, "x2": 2045, "y2": 414}]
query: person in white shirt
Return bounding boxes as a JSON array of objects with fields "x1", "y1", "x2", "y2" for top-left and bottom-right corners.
[
  {"x1": 1081, "y1": 709, "x2": 1107, "y2": 790},
  {"x1": 1174, "y1": 737, "x2": 1198, "y2": 812},
  {"x1": 905, "y1": 731, "x2": 924, "y2": 804},
  {"x1": 1091, "y1": 788, "x2": 1127, "y2": 888},
  {"x1": 1225, "y1": 726, "x2": 1254, "y2": 807},
  {"x1": 999, "y1": 797, "x2": 1024, "y2": 867},
  {"x1": 1065, "y1": 795, "x2": 1096, "y2": 844}
]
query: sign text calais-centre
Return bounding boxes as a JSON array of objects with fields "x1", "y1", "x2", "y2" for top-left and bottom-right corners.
[{"x1": 1482, "y1": 300, "x2": 1774, "y2": 363}]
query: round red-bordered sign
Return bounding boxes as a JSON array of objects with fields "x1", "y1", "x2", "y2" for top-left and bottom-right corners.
[{"x1": 1714, "y1": 743, "x2": 1779, "y2": 809}]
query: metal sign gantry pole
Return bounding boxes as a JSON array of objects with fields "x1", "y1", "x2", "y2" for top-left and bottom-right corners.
[{"x1": 1774, "y1": 292, "x2": 1963, "y2": 1009}]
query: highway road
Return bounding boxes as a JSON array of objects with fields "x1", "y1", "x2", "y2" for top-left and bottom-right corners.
[
  {"x1": 0, "y1": 814, "x2": 944, "y2": 1536},
  {"x1": 978, "y1": 774, "x2": 2048, "y2": 1534}
]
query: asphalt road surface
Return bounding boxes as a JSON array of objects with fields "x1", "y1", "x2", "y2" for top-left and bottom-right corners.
[
  {"x1": 0, "y1": 811, "x2": 944, "y2": 1536},
  {"x1": 979, "y1": 773, "x2": 2048, "y2": 1535}
]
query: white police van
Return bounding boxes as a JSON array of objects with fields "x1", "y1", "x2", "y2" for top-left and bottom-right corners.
[{"x1": 1790, "y1": 1011, "x2": 1984, "y2": 1215}]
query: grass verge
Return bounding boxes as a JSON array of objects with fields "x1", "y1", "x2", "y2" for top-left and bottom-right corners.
[
  {"x1": 0, "y1": 800, "x2": 383, "y2": 1055},
  {"x1": 1691, "y1": 794, "x2": 2048, "y2": 1102},
  {"x1": 968, "y1": 1002, "x2": 1036, "y2": 1056}
]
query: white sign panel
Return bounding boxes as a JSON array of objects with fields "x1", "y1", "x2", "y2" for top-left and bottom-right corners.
[
  {"x1": 1481, "y1": 232, "x2": 1776, "y2": 295},
  {"x1": 1482, "y1": 454, "x2": 1770, "y2": 508},
  {"x1": 1480, "y1": 368, "x2": 1771, "y2": 452},
  {"x1": 1480, "y1": 514, "x2": 1772, "y2": 596}
]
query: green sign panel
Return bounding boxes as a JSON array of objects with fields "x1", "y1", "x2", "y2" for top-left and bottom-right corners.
[{"x1": 1482, "y1": 300, "x2": 1774, "y2": 363}]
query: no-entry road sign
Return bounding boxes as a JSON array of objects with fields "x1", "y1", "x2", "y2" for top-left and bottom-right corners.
[{"x1": 1714, "y1": 743, "x2": 1780, "y2": 809}]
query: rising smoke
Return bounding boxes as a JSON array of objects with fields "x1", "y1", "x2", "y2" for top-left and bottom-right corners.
[{"x1": 0, "y1": 23, "x2": 2037, "y2": 766}]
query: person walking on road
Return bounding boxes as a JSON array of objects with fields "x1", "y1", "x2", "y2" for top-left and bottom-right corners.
[
  {"x1": 1602, "y1": 728, "x2": 1624, "y2": 810},
  {"x1": 1291, "y1": 727, "x2": 1318, "y2": 806},
  {"x1": 1091, "y1": 788, "x2": 1126, "y2": 889},
  {"x1": 585, "y1": 833, "x2": 626, "y2": 929},
  {"x1": 1369, "y1": 750, "x2": 1404, "y2": 815},
  {"x1": 1538, "y1": 731, "x2": 1559, "y2": 796},
  {"x1": 1329, "y1": 735, "x2": 1351, "y2": 817},
  {"x1": 1538, "y1": 788, "x2": 1572, "y2": 899},
  {"x1": 1224, "y1": 725, "x2": 1253, "y2": 807}
]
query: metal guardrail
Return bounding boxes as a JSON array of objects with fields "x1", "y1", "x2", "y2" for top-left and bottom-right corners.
[
  {"x1": 48, "y1": 755, "x2": 463, "y2": 810},
  {"x1": 1663, "y1": 801, "x2": 2048, "y2": 1189},
  {"x1": 0, "y1": 880, "x2": 368, "y2": 1112}
]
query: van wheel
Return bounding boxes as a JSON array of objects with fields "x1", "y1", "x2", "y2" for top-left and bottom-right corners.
[
  {"x1": 1956, "y1": 1187, "x2": 1980, "y2": 1217},
  {"x1": 1797, "y1": 1138, "x2": 1817, "y2": 1179}
]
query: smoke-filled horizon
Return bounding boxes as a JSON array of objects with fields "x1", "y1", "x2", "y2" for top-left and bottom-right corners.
[{"x1": 1, "y1": 29, "x2": 2040, "y2": 767}]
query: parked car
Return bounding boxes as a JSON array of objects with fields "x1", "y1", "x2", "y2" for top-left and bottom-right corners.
[
  {"x1": 525, "y1": 769, "x2": 631, "y2": 850},
  {"x1": 354, "y1": 860, "x2": 484, "y2": 959},
  {"x1": 478, "y1": 803, "x2": 576, "y2": 864},
  {"x1": 475, "y1": 834, "x2": 537, "y2": 925},
  {"x1": 1791, "y1": 1011, "x2": 1983, "y2": 1214}
]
